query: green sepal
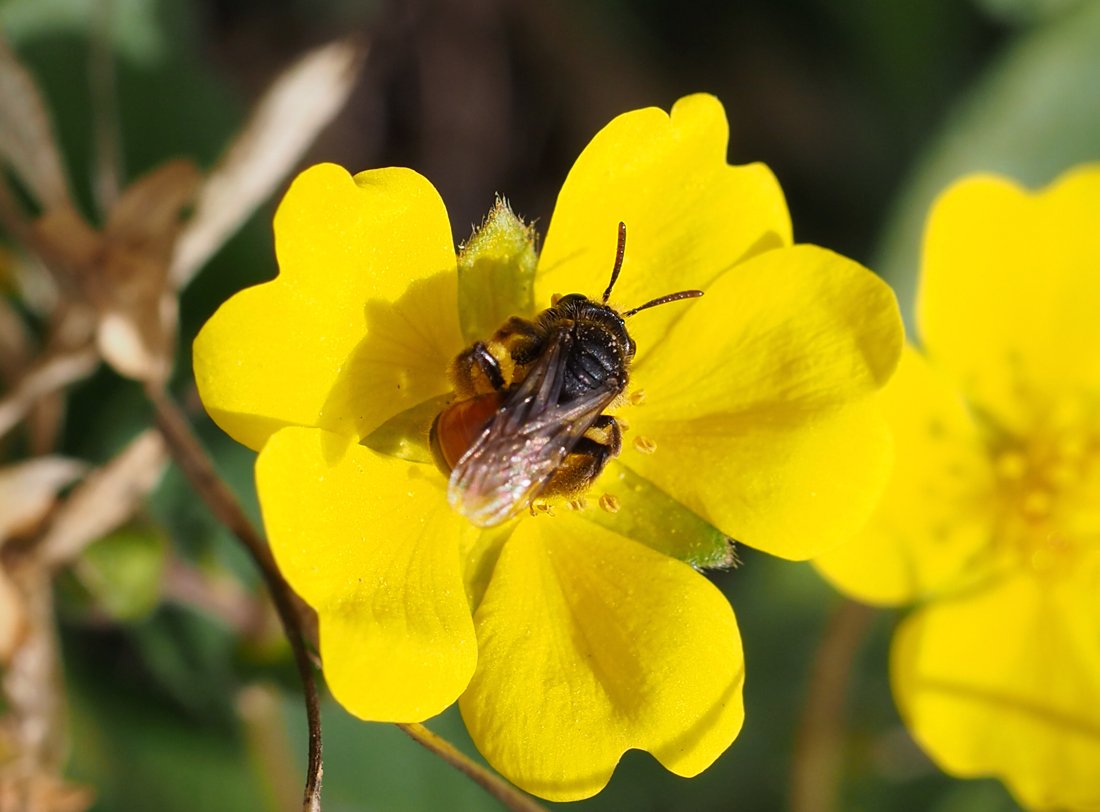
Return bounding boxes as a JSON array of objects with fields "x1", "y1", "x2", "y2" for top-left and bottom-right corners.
[
  {"x1": 581, "y1": 460, "x2": 738, "y2": 570},
  {"x1": 456, "y1": 198, "x2": 537, "y2": 343},
  {"x1": 361, "y1": 392, "x2": 454, "y2": 465}
]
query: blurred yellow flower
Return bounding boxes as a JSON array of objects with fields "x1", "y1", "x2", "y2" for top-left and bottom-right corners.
[
  {"x1": 816, "y1": 166, "x2": 1100, "y2": 811},
  {"x1": 194, "y1": 94, "x2": 902, "y2": 801}
]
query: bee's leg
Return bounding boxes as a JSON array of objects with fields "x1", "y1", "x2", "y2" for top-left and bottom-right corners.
[
  {"x1": 582, "y1": 415, "x2": 623, "y2": 458},
  {"x1": 541, "y1": 416, "x2": 623, "y2": 500},
  {"x1": 450, "y1": 341, "x2": 506, "y2": 398},
  {"x1": 495, "y1": 317, "x2": 545, "y2": 366}
]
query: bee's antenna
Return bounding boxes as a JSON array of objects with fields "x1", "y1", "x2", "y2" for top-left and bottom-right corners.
[
  {"x1": 621, "y1": 289, "x2": 704, "y2": 317},
  {"x1": 601, "y1": 221, "x2": 627, "y2": 304}
]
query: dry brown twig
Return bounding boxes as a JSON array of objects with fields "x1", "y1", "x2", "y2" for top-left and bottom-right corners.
[
  {"x1": 0, "y1": 26, "x2": 537, "y2": 812},
  {"x1": 0, "y1": 28, "x2": 365, "y2": 812},
  {"x1": 791, "y1": 599, "x2": 877, "y2": 812}
]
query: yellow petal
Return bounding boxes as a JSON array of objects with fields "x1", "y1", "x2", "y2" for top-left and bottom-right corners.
[
  {"x1": 814, "y1": 346, "x2": 997, "y2": 605},
  {"x1": 892, "y1": 567, "x2": 1100, "y2": 811},
  {"x1": 919, "y1": 165, "x2": 1100, "y2": 431},
  {"x1": 194, "y1": 163, "x2": 462, "y2": 451},
  {"x1": 256, "y1": 426, "x2": 477, "y2": 722},
  {"x1": 459, "y1": 515, "x2": 744, "y2": 801},
  {"x1": 624, "y1": 245, "x2": 902, "y2": 560},
  {"x1": 536, "y1": 94, "x2": 792, "y2": 366}
]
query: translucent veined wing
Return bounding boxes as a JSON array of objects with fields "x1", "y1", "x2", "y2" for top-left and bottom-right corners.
[{"x1": 448, "y1": 328, "x2": 621, "y2": 527}]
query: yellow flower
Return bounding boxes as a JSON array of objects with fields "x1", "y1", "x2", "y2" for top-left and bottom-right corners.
[
  {"x1": 815, "y1": 166, "x2": 1100, "y2": 811},
  {"x1": 194, "y1": 94, "x2": 902, "y2": 801}
]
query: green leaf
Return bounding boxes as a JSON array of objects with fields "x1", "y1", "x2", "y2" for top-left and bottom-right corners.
[
  {"x1": 876, "y1": 0, "x2": 1100, "y2": 318},
  {"x1": 75, "y1": 525, "x2": 167, "y2": 621},
  {"x1": 0, "y1": 0, "x2": 166, "y2": 63},
  {"x1": 362, "y1": 392, "x2": 454, "y2": 464}
]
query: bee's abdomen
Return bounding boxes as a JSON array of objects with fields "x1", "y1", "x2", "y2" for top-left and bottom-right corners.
[{"x1": 430, "y1": 392, "x2": 503, "y2": 473}]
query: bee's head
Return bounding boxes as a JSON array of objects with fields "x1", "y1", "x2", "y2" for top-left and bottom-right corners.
[
  {"x1": 546, "y1": 222, "x2": 702, "y2": 362},
  {"x1": 548, "y1": 293, "x2": 636, "y2": 360}
]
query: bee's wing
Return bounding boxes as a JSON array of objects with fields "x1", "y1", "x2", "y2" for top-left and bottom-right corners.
[{"x1": 448, "y1": 329, "x2": 620, "y2": 527}]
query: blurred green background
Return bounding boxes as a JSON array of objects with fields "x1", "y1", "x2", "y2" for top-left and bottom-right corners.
[{"x1": 4, "y1": 0, "x2": 1100, "y2": 809}]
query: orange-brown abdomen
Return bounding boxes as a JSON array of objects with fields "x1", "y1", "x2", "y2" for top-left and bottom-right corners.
[{"x1": 430, "y1": 392, "x2": 504, "y2": 473}]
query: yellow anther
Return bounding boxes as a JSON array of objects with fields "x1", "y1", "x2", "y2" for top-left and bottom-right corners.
[
  {"x1": 598, "y1": 493, "x2": 621, "y2": 514},
  {"x1": 632, "y1": 435, "x2": 657, "y2": 454},
  {"x1": 530, "y1": 499, "x2": 555, "y2": 517},
  {"x1": 568, "y1": 497, "x2": 588, "y2": 511},
  {"x1": 629, "y1": 389, "x2": 646, "y2": 406}
]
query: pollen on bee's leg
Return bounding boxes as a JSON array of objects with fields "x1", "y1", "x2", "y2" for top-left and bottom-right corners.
[
  {"x1": 629, "y1": 389, "x2": 646, "y2": 406},
  {"x1": 599, "y1": 493, "x2": 621, "y2": 514},
  {"x1": 632, "y1": 435, "x2": 657, "y2": 454}
]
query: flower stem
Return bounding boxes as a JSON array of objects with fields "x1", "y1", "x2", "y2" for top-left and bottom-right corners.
[
  {"x1": 144, "y1": 384, "x2": 324, "y2": 812},
  {"x1": 790, "y1": 598, "x2": 876, "y2": 812},
  {"x1": 146, "y1": 386, "x2": 539, "y2": 812},
  {"x1": 397, "y1": 724, "x2": 547, "y2": 812}
]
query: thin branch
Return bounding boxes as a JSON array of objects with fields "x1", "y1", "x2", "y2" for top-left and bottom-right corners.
[
  {"x1": 90, "y1": 0, "x2": 122, "y2": 216},
  {"x1": 0, "y1": 33, "x2": 72, "y2": 212},
  {"x1": 0, "y1": 176, "x2": 50, "y2": 266},
  {"x1": 162, "y1": 554, "x2": 270, "y2": 638},
  {"x1": 35, "y1": 429, "x2": 167, "y2": 569},
  {"x1": 0, "y1": 295, "x2": 30, "y2": 385},
  {"x1": 144, "y1": 384, "x2": 324, "y2": 812},
  {"x1": 0, "y1": 566, "x2": 75, "y2": 812},
  {"x1": 170, "y1": 37, "x2": 366, "y2": 289},
  {"x1": 237, "y1": 684, "x2": 303, "y2": 812},
  {"x1": 0, "y1": 347, "x2": 98, "y2": 442},
  {"x1": 0, "y1": 457, "x2": 86, "y2": 545},
  {"x1": 145, "y1": 386, "x2": 544, "y2": 812},
  {"x1": 790, "y1": 599, "x2": 876, "y2": 812},
  {"x1": 397, "y1": 724, "x2": 547, "y2": 812}
]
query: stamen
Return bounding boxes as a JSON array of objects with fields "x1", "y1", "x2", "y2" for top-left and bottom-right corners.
[
  {"x1": 632, "y1": 435, "x2": 657, "y2": 454},
  {"x1": 629, "y1": 389, "x2": 646, "y2": 406},
  {"x1": 599, "y1": 493, "x2": 621, "y2": 514},
  {"x1": 530, "y1": 499, "x2": 555, "y2": 517},
  {"x1": 568, "y1": 497, "x2": 588, "y2": 511}
]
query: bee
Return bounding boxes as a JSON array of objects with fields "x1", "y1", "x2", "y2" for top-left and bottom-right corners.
[{"x1": 430, "y1": 222, "x2": 703, "y2": 527}]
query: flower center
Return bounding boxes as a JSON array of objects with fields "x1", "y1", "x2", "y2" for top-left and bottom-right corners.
[{"x1": 989, "y1": 396, "x2": 1100, "y2": 578}]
